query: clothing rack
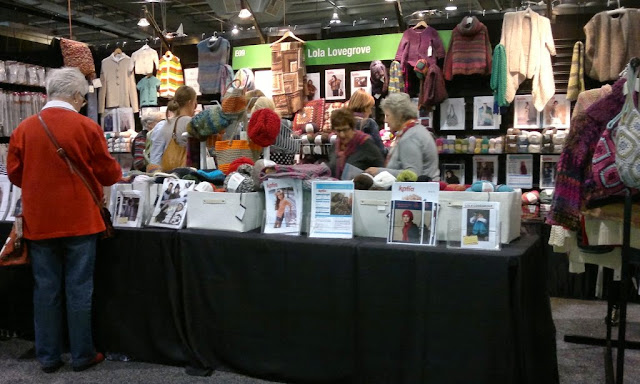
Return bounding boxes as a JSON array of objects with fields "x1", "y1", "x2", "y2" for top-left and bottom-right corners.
[{"x1": 563, "y1": 58, "x2": 640, "y2": 384}]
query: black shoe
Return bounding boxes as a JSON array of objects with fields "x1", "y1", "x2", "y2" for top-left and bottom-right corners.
[
  {"x1": 73, "y1": 352, "x2": 104, "y2": 372},
  {"x1": 41, "y1": 361, "x2": 64, "y2": 373}
]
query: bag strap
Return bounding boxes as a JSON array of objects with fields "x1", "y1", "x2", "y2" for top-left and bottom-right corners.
[
  {"x1": 171, "y1": 115, "x2": 187, "y2": 139},
  {"x1": 37, "y1": 113, "x2": 103, "y2": 208}
]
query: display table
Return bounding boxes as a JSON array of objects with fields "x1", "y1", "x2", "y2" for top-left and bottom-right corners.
[{"x1": 0, "y1": 224, "x2": 558, "y2": 384}]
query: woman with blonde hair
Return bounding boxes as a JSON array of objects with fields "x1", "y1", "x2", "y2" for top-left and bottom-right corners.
[
  {"x1": 348, "y1": 89, "x2": 385, "y2": 155},
  {"x1": 147, "y1": 85, "x2": 197, "y2": 171}
]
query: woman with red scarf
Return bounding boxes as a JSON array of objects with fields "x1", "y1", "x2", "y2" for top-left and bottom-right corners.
[
  {"x1": 328, "y1": 108, "x2": 384, "y2": 179},
  {"x1": 401, "y1": 210, "x2": 420, "y2": 243}
]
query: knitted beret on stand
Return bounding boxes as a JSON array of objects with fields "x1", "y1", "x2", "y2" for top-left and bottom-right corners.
[
  {"x1": 188, "y1": 105, "x2": 230, "y2": 141},
  {"x1": 248, "y1": 108, "x2": 281, "y2": 147}
]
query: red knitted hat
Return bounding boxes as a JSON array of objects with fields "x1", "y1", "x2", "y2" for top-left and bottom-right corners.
[
  {"x1": 248, "y1": 108, "x2": 281, "y2": 147},
  {"x1": 228, "y1": 157, "x2": 255, "y2": 174},
  {"x1": 402, "y1": 210, "x2": 413, "y2": 220}
]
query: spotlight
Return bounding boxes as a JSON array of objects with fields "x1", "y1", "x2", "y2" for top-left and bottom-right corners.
[
  {"x1": 232, "y1": 25, "x2": 239, "y2": 35},
  {"x1": 445, "y1": 5, "x2": 457, "y2": 11},
  {"x1": 137, "y1": 17, "x2": 150, "y2": 27},
  {"x1": 238, "y1": 8, "x2": 252, "y2": 18}
]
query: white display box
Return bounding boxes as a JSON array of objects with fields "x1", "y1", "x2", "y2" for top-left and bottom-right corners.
[
  {"x1": 187, "y1": 191, "x2": 264, "y2": 232},
  {"x1": 353, "y1": 190, "x2": 391, "y2": 238},
  {"x1": 436, "y1": 190, "x2": 522, "y2": 244}
]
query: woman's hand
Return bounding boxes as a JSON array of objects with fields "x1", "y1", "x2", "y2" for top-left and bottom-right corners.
[{"x1": 365, "y1": 167, "x2": 378, "y2": 176}]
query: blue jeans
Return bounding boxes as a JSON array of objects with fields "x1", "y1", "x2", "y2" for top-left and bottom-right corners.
[{"x1": 29, "y1": 234, "x2": 98, "y2": 368}]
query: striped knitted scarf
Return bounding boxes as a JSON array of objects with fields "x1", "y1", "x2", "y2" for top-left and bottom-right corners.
[
  {"x1": 490, "y1": 44, "x2": 508, "y2": 112},
  {"x1": 389, "y1": 61, "x2": 404, "y2": 93},
  {"x1": 567, "y1": 42, "x2": 585, "y2": 102}
]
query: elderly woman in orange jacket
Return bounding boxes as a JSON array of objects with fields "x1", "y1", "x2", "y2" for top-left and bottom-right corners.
[{"x1": 8, "y1": 67, "x2": 121, "y2": 373}]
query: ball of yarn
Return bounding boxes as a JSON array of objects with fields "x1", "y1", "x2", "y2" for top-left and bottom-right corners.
[
  {"x1": 223, "y1": 164, "x2": 255, "y2": 193},
  {"x1": 416, "y1": 175, "x2": 432, "y2": 182},
  {"x1": 522, "y1": 190, "x2": 540, "y2": 204},
  {"x1": 470, "y1": 181, "x2": 495, "y2": 192},
  {"x1": 396, "y1": 169, "x2": 418, "y2": 182},
  {"x1": 228, "y1": 157, "x2": 255, "y2": 174},
  {"x1": 439, "y1": 181, "x2": 449, "y2": 190},
  {"x1": 372, "y1": 171, "x2": 396, "y2": 189},
  {"x1": 353, "y1": 173, "x2": 374, "y2": 190},
  {"x1": 252, "y1": 159, "x2": 276, "y2": 189},
  {"x1": 194, "y1": 182, "x2": 214, "y2": 192},
  {"x1": 495, "y1": 184, "x2": 515, "y2": 192},
  {"x1": 248, "y1": 108, "x2": 281, "y2": 147}
]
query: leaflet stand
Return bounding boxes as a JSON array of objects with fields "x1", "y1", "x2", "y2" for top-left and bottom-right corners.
[{"x1": 563, "y1": 194, "x2": 640, "y2": 384}]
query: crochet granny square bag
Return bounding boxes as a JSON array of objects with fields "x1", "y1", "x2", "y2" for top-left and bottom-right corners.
[
  {"x1": 615, "y1": 66, "x2": 640, "y2": 189},
  {"x1": 591, "y1": 113, "x2": 632, "y2": 196}
]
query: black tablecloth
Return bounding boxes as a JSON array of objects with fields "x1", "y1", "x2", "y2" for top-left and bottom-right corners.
[{"x1": 0, "y1": 224, "x2": 558, "y2": 384}]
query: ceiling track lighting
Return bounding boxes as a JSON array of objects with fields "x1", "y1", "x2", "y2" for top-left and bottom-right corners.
[
  {"x1": 330, "y1": 10, "x2": 341, "y2": 24},
  {"x1": 137, "y1": 6, "x2": 150, "y2": 27},
  {"x1": 238, "y1": 8, "x2": 252, "y2": 18}
]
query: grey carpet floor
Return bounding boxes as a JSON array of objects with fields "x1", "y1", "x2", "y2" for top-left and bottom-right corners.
[{"x1": 1, "y1": 297, "x2": 639, "y2": 384}]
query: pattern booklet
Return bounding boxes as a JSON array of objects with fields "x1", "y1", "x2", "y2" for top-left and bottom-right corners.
[
  {"x1": 263, "y1": 178, "x2": 303, "y2": 235},
  {"x1": 149, "y1": 179, "x2": 195, "y2": 229},
  {"x1": 460, "y1": 201, "x2": 500, "y2": 250}
]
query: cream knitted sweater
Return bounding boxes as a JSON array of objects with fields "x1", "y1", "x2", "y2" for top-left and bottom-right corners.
[{"x1": 500, "y1": 9, "x2": 556, "y2": 111}]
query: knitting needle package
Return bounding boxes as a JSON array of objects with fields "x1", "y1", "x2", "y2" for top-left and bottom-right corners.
[
  {"x1": 148, "y1": 179, "x2": 195, "y2": 229},
  {"x1": 460, "y1": 201, "x2": 501, "y2": 250}
]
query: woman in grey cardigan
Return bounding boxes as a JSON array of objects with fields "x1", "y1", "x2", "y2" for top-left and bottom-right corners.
[{"x1": 365, "y1": 92, "x2": 439, "y2": 180}]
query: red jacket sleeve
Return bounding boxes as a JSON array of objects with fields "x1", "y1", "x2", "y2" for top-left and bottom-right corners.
[{"x1": 7, "y1": 131, "x2": 23, "y2": 188}]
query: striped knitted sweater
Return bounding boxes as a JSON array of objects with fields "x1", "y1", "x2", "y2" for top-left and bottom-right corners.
[
  {"x1": 444, "y1": 17, "x2": 492, "y2": 80},
  {"x1": 547, "y1": 78, "x2": 626, "y2": 230},
  {"x1": 158, "y1": 51, "x2": 184, "y2": 98}
]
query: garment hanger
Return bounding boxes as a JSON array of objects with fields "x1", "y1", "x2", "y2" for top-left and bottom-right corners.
[
  {"x1": 412, "y1": 20, "x2": 428, "y2": 29},
  {"x1": 209, "y1": 31, "x2": 218, "y2": 42},
  {"x1": 113, "y1": 46, "x2": 123, "y2": 55},
  {"x1": 270, "y1": 30, "x2": 305, "y2": 46},
  {"x1": 606, "y1": 0, "x2": 625, "y2": 16}
]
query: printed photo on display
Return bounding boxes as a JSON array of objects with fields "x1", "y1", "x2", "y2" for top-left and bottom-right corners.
[
  {"x1": 473, "y1": 96, "x2": 497, "y2": 130},
  {"x1": 540, "y1": 155, "x2": 560, "y2": 189},
  {"x1": 154, "y1": 198, "x2": 186, "y2": 226},
  {"x1": 350, "y1": 70, "x2": 371, "y2": 96},
  {"x1": 543, "y1": 94, "x2": 571, "y2": 128},
  {"x1": 305, "y1": 72, "x2": 320, "y2": 101},
  {"x1": 389, "y1": 200, "x2": 423, "y2": 244},
  {"x1": 271, "y1": 187, "x2": 297, "y2": 229},
  {"x1": 474, "y1": 161, "x2": 496, "y2": 183},
  {"x1": 439, "y1": 98, "x2": 465, "y2": 131},
  {"x1": 325, "y1": 68, "x2": 346, "y2": 101},
  {"x1": 330, "y1": 192, "x2": 353, "y2": 215},
  {"x1": 514, "y1": 95, "x2": 540, "y2": 128},
  {"x1": 467, "y1": 209, "x2": 490, "y2": 242},
  {"x1": 442, "y1": 163, "x2": 465, "y2": 185}
]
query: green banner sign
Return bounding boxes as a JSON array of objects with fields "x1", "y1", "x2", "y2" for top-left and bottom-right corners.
[{"x1": 232, "y1": 31, "x2": 452, "y2": 70}]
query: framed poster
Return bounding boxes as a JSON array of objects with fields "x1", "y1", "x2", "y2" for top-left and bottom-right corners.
[
  {"x1": 440, "y1": 98, "x2": 465, "y2": 131},
  {"x1": 461, "y1": 201, "x2": 500, "y2": 250},
  {"x1": 473, "y1": 155, "x2": 498, "y2": 184},
  {"x1": 305, "y1": 72, "x2": 320, "y2": 101},
  {"x1": 514, "y1": 95, "x2": 541, "y2": 128},
  {"x1": 506, "y1": 154, "x2": 533, "y2": 189},
  {"x1": 441, "y1": 163, "x2": 465, "y2": 185},
  {"x1": 350, "y1": 70, "x2": 371, "y2": 96},
  {"x1": 183, "y1": 67, "x2": 201, "y2": 95},
  {"x1": 540, "y1": 155, "x2": 560, "y2": 188},
  {"x1": 543, "y1": 94, "x2": 571, "y2": 128},
  {"x1": 473, "y1": 96, "x2": 498, "y2": 130},
  {"x1": 325, "y1": 68, "x2": 346, "y2": 101}
]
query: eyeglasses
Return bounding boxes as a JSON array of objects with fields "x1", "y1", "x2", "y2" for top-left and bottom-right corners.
[
  {"x1": 76, "y1": 93, "x2": 87, "y2": 108},
  {"x1": 333, "y1": 125, "x2": 352, "y2": 133}
]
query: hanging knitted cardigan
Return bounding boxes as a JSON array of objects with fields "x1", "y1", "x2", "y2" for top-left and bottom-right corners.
[
  {"x1": 444, "y1": 17, "x2": 492, "y2": 80},
  {"x1": 197, "y1": 37, "x2": 231, "y2": 94},
  {"x1": 566, "y1": 42, "x2": 585, "y2": 101},
  {"x1": 500, "y1": 9, "x2": 556, "y2": 111},
  {"x1": 547, "y1": 78, "x2": 626, "y2": 230}
]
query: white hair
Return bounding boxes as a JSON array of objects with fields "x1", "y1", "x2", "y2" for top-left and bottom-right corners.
[
  {"x1": 380, "y1": 92, "x2": 418, "y2": 121},
  {"x1": 140, "y1": 112, "x2": 166, "y2": 129},
  {"x1": 46, "y1": 67, "x2": 89, "y2": 99}
]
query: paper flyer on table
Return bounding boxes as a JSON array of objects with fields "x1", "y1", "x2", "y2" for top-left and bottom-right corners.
[
  {"x1": 506, "y1": 154, "x2": 533, "y2": 189},
  {"x1": 310, "y1": 181, "x2": 354, "y2": 239},
  {"x1": 391, "y1": 182, "x2": 440, "y2": 203},
  {"x1": 264, "y1": 178, "x2": 303, "y2": 235},
  {"x1": 461, "y1": 201, "x2": 500, "y2": 250}
]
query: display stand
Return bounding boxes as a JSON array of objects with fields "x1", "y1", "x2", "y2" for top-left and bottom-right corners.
[{"x1": 563, "y1": 194, "x2": 640, "y2": 384}]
